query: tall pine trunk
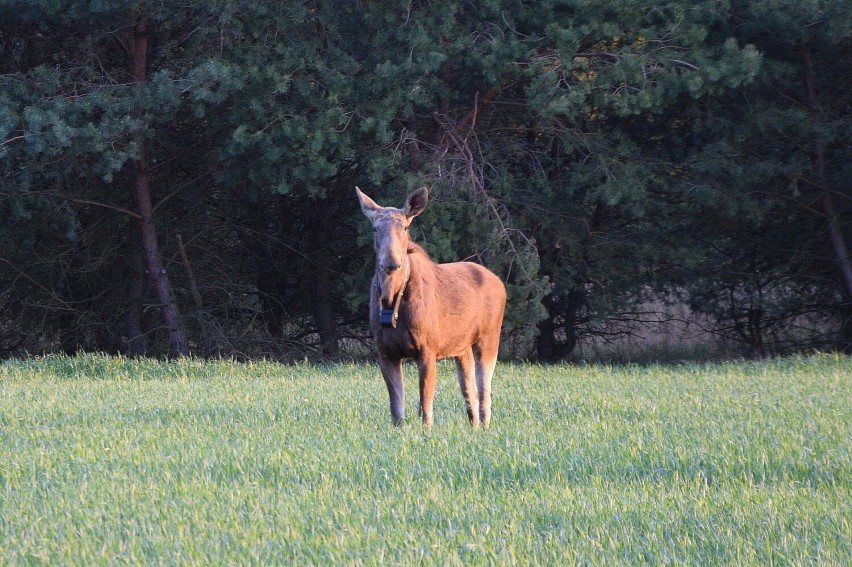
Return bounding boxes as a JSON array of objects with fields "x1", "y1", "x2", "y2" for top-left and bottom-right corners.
[
  {"x1": 130, "y1": 15, "x2": 188, "y2": 357},
  {"x1": 801, "y1": 42, "x2": 852, "y2": 350},
  {"x1": 124, "y1": 226, "x2": 148, "y2": 356}
]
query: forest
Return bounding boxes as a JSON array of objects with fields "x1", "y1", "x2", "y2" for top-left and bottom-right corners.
[{"x1": 1, "y1": 0, "x2": 850, "y2": 360}]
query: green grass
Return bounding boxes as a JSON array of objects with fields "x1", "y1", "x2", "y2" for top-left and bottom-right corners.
[{"x1": 1, "y1": 354, "x2": 850, "y2": 565}]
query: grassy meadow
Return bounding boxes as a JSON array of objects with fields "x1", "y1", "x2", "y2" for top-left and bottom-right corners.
[{"x1": 0, "y1": 354, "x2": 850, "y2": 565}]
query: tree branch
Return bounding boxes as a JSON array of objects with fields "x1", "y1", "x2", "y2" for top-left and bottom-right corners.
[
  {"x1": 0, "y1": 257, "x2": 80, "y2": 314},
  {"x1": 70, "y1": 197, "x2": 142, "y2": 219}
]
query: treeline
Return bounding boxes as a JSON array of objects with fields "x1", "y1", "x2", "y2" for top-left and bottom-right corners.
[{"x1": 1, "y1": 1, "x2": 850, "y2": 360}]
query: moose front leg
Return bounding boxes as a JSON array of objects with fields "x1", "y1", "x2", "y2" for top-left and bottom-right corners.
[
  {"x1": 378, "y1": 355, "x2": 405, "y2": 426},
  {"x1": 417, "y1": 354, "x2": 437, "y2": 428}
]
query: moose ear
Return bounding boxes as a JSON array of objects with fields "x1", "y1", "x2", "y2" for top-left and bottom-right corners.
[
  {"x1": 404, "y1": 187, "x2": 429, "y2": 218},
  {"x1": 355, "y1": 186, "x2": 381, "y2": 220}
]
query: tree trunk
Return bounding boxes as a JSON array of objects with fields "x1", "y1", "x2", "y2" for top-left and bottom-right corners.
[
  {"x1": 130, "y1": 15, "x2": 188, "y2": 357},
  {"x1": 801, "y1": 42, "x2": 852, "y2": 350},
  {"x1": 536, "y1": 305, "x2": 558, "y2": 361},
  {"x1": 177, "y1": 233, "x2": 215, "y2": 356},
  {"x1": 536, "y1": 290, "x2": 580, "y2": 361},
  {"x1": 125, "y1": 226, "x2": 147, "y2": 356},
  {"x1": 250, "y1": 198, "x2": 287, "y2": 339},
  {"x1": 307, "y1": 204, "x2": 339, "y2": 358}
]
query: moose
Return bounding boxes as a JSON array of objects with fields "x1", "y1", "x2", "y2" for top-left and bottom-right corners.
[{"x1": 356, "y1": 186, "x2": 506, "y2": 428}]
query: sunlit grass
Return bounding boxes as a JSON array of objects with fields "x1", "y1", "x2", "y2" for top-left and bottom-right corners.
[{"x1": 1, "y1": 354, "x2": 849, "y2": 564}]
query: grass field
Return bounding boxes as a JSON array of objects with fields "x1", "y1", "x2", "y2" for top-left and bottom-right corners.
[{"x1": 1, "y1": 354, "x2": 849, "y2": 565}]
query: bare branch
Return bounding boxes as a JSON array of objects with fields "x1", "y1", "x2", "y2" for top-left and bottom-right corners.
[
  {"x1": 0, "y1": 134, "x2": 26, "y2": 147},
  {"x1": 70, "y1": 197, "x2": 142, "y2": 219}
]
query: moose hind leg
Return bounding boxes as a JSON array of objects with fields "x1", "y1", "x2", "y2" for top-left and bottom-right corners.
[
  {"x1": 379, "y1": 355, "x2": 405, "y2": 425},
  {"x1": 455, "y1": 348, "x2": 480, "y2": 427},
  {"x1": 474, "y1": 344, "x2": 498, "y2": 427}
]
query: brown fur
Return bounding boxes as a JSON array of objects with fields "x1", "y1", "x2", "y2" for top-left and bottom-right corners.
[{"x1": 356, "y1": 186, "x2": 507, "y2": 428}]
